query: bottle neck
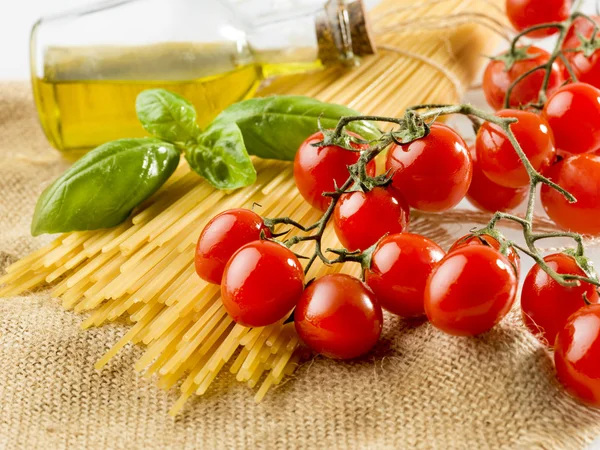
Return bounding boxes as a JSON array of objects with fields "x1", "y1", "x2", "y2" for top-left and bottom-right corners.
[
  {"x1": 316, "y1": 0, "x2": 375, "y2": 65},
  {"x1": 247, "y1": 0, "x2": 375, "y2": 73}
]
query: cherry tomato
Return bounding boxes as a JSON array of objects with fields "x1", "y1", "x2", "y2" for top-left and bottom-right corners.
[
  {"x1": 542, "y1": 83, "x2": 600, "y2": 155},
  {"x1": 475, "y1": 109, "x2": 556, "y2": 188},
  {"x1": 294, "y1": 131, "x2": 376, "y2": 211},
  {"x1": 195, "y1": 209, "x2": 271, "y2": 284},
  {"x1": 385, "y1": 123, "x2": 472, "y2": 212},
  {"x1": 541, "y1": 153, "x2": 600, "y2": 235},
  {"x1": 448, "y1": 233, "x2": 521, "y2": 276},
  {"x1": 555, "y1": 304, "x2": 600, "y2": 407},
  {"x1": 483, "y1": 46, "x2": 563, "y2": 110},
  {"x1": 506, "y1": 0, "x2": 571, "y2": 38},
  {"x1": 466, "y1": 146, "x2": 528, "y2": 213},
  {"x1": 365, "y1": 233, "x2": 445, "y2": 318},
  {"x1": 522, "y1": 253, "x2": 600, "y2": 346},
  {"x1": 221, "y1": 240, "x2": 304, "y2": 327},
  {"x1": 562, "y1": 16, "x2": 600, "y2": 88},
  {"x1": 424, "y1": 245, "x2": 518, "y2": 336},
  {"x1": 294, "y1": 273, "x2": 383, "y2": 359},
  {"x1": 333, "y1": 186, "x2": 410, "y2": 251}
]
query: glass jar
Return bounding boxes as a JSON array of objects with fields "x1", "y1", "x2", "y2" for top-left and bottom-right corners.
[{"x1": 30, "y1": 0, "x2": 374, "y2": 155}]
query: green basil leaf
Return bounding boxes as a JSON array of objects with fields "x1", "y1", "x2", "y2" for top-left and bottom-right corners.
[
  {"x1": 136, "y1": 89, "x2": 201, "y2": 144},
  {"x1": 210, "y1": 95, "x2": 381, "y2": 161},
  {"x1": 185, "y1": 123, "x2": 256, "y2": 190},
  {"x1": 31, "y1": 138, "x2": 180, "y2": 235}
]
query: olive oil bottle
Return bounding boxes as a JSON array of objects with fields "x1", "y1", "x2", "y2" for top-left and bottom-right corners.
[{"x1": 30, "y1": 0, "x2": 374, "y2": 155}]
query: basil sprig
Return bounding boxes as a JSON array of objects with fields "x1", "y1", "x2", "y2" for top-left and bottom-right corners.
[
  {"x1": 137, "y1": 89, "x2": 257, "y2": 189},
  {"x1": 32, "y1": 89, "x2": 379, "y2": 235}
]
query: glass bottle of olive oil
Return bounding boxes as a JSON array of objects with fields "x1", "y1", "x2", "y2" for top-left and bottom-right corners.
[{"x1": 30, "y1": 0, "x2": 374, "y2": 155}]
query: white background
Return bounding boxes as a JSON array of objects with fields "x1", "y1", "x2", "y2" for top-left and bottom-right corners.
[
  {"x1": 0, "y1": 0, "x2": 597, "y2": 79},
  {"x1": 0, "y1": 0, "x2": 328, "y2": 79},
  {"x1": 0, "y1": 0, "x2": 89, "y2": 79},
  {"x1": 2, "y1": 0, "x2": 410, "y2": 79}
]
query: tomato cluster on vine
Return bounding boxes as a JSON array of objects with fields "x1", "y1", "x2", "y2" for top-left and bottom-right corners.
[
  {"x1": 481, "y1": 6, "x2": 600, "y2": 237},
  {"x1": 453, "y1": 2, "x2": 600, "y2": 403},
  {"x1": 191, "y1": 0, "x2": 600, "y2": 410},
  {"x1": 194, "y1": 109, "x2": 600, "y2": 407}
]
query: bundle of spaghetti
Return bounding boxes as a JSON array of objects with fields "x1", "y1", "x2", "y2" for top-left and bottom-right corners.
[{"x1": 0, "y1": 0, "x2": 505, "y2": 414}]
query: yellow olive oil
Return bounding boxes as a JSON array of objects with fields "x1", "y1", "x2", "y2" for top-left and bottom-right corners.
[
  {"x1": 33, "y1": 65, "x2": 262, "y2": 155},
  {"x1": 32, "y1": 43, "x2": 323, "y2": 155}
]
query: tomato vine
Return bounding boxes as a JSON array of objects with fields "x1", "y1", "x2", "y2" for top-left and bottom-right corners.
[
  {"x1": 504, "y1": 0, "x2": 598, "y2": 108},
  {"x1": 264, "y1": 1, "x2": 600, "y2": 291}
]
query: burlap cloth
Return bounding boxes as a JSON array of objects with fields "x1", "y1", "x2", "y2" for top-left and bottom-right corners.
[{"x1": 1, "y1": 82, "x2": 600, "y2": 450}]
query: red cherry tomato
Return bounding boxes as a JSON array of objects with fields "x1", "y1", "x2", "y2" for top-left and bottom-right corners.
[
  {"x1": 476, "y1": 109, "x2": 556, "y2": 188},
  {"x1": 541, "y1": 153, "x2": 600, "y2": 235},
  {"x1": 221, "y1": 240, "x2": 304, "y2": 327},
  {"x1": 294, "y1": 131, "x2": 376, "y2": 211},
  {"x1": 542, "y1": 83, "x2": 600, "y2": 155},
  {"x1": 562, "y1": 16, "x2": 600, "y2": 88},
  {"x1": 333, "y1": 186, "x2": 410, "y2": 251},
  {"x1": 385, "y1": 123, "x2": 472, "y2": 212},
  {"x1": 483, "y1": 46, "x2": 563, "y2": 110},
  {"x1": 522, "y1": 253, "x2": 600, "y2": 346},
  {"x1": 365, "y1": 233, "x2": 445, "y2": 318},
  {"x1": 466, "y1": 146, "x2": 528, "y2": 213},
  {"x1": 195, "y1": 209, "x2": 271, "y2": 284},
  {"x1": 555, "y1": 304, "x2": 600, "y2": 407},
  {"x1": 424, "y1": 245, "x2": 518, "y2": 336},
  {"x1": 448, "y1": 233, "x2": 521, "y2": 276},
  {"x1": 294, "y1": 273, "x2": 383, "y2": 360},
  {"x1": 506, "y1": 0, "x2": 571, "y2": 38}
]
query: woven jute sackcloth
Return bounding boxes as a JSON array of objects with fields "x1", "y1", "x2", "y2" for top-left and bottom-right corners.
[{"x1": 1, "y1": 82, "x2": 600, "y2": 450}]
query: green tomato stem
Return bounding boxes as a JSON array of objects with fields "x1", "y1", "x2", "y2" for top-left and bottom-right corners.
[
  {"x1": 509, "y1": 23, "x2": 566, "y2": 56},
  {"x1": 559, "y1": 53, "x2": 579, "y2": 81}
]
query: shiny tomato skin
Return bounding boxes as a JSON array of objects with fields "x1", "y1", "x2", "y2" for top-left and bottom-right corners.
[
  {"x1": 365, "y1": 233, "x2": 445, "y2": 318},
  {"x1": 562, "y1": 16, "x2": 600, "y2": 88},
  {"x1": 521, "y1": 253, "x2": 600, "y2": 346},
  {"x1": 555, "y1": 304, "x2": 600, "y2": 407},
  {"x1": 448, "y1": 233, "x2": 521, "y2": 276},
  {"x1": 475, "y1": 109, "x2": 556, "y2": 188},
  {"x1": 333, "y1": 186, "x2": 410, "y2": 251},
  {"x1": 221, "y1": 240, "x2": 304, "y2": 327},
  {"x1": 424, "y1": 245, "x2": 518, "y2": 336},
  {"x1": 542, "y1": 83, "x2": 600, "y2": 155},
  {"x1": 294, "y1": 273, "x2": 383, "y2": 360},
  {"x1": 541, "y1": 153, "x2": 600, "y2": 235},
  {"x1": 466, "y1": 145, "x2": 528, "y2": 213},
  {"x1": 506, "y1": 0, "x2": 571, "y2": 38},
  {"x1": 385, "y1": 123, "x2": 472, "y2": 212},
  {"x1": 294, "y1": 131, "x2": 376, "y2": 211},
  {"x1": 195, "y1": 209, "x2": 271, "y2": 284},
  {"x1": 483, "y1": 46, "x2": 563, "y2": 110}
]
